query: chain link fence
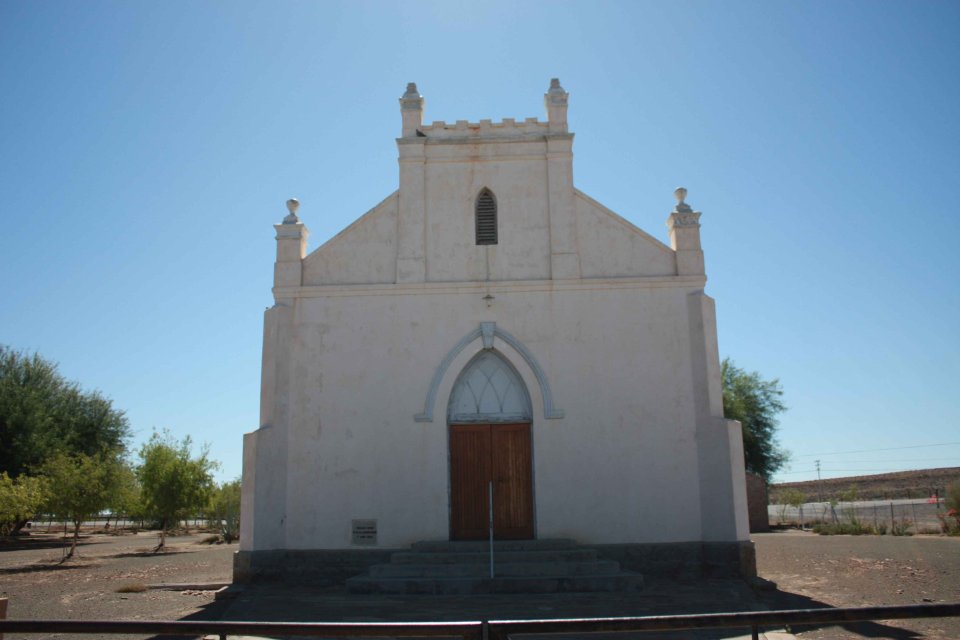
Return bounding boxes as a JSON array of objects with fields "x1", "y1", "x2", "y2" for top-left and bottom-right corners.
[{"x1": 768, "y1": 498, "x2": 951, "y2": 533}]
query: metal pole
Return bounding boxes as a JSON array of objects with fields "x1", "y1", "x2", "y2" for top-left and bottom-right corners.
[
  {"x1": 488, "y1": 481, "x2": 494, "y2": 579},
  {"x1": 815, "y1": 460, "x2": 823, "y2": 503}
]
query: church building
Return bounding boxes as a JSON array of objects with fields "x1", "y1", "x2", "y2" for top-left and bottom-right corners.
[{"x1": 236, "y1": 80, "x2": 753, "y2": 588}]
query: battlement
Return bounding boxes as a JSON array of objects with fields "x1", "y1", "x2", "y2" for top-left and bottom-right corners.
[
  {"x1": 399, "y1": 79, "x2": 570, "y2": 138},
  {"x1": 419, "y1": 117, "x2": 549, "y2": 139}
]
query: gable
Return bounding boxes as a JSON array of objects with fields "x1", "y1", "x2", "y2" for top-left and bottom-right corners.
[
  {"x1": 574, "y1": 189, "x2": 676, "y2": 278},
  {"x1": 300, "y1": 187, "x2": 679, "y2": 286},
  {"x1": 302, "y1": 192, "x2": 398, "y2": 286}
]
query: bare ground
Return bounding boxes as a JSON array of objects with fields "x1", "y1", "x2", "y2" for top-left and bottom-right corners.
[
  {"x1": 1, "y1": 529, "x2": 959, "y2": 640},
  {"x1": 754, "y1": 530, "x2": 960, "y2": 639},
  {"x1": 0, "y1": 530, "x2": 234, "y2": 640}
]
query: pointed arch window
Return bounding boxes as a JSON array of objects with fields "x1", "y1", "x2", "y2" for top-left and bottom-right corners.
[
  {"x1": 448, "y1": 351, "x2": 532, "y2": 423},
  {"x1": 475, "y1": 189, "x2": 498, "y2": 245}
]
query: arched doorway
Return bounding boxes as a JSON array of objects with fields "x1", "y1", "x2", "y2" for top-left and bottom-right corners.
[{"x1": 447, "y1": 351, "x2": 534, "y2": 540}]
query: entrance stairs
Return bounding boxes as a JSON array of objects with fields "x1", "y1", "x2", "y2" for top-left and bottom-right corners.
[{"x1": 346, "y1": 539, "x2": 644, "y2": 594}]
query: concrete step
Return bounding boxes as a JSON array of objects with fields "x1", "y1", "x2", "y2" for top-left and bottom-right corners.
[
  {"x1": 368, "y1": 560, "x2": 622, "y2": 578},
  {"x1": 346, "y1": 539, "x2": 644, "y2": 594},
  {"x1": 346, "y1": 572, "x2": 644, "y2": 595},
  {"x1": 390, "y1": 548, "x2": 599, "y2": 564},
  {"x1": 410, "y1": 538, "x2": 578, "y2": 553}
]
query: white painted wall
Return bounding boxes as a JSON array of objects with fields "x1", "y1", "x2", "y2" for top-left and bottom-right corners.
[
  {"x1": 243, "y1": 279, "x2": 745, "y2": 550},
  {"x1": 240, "y1": 80, "x2": 748, "y2": 553}
]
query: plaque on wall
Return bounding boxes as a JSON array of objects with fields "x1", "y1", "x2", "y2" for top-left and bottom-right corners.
[{"x1": 351, "y1": 519, "x2": 377, "y2": 546}]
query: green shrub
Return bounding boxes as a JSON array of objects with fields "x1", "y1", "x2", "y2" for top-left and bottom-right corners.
[
  {"x1": 891, "y1": 518, "x2": 913, "y2": 536},
  {"x1": 812, "y1": 521, "x2": 876, "y2": 536}
]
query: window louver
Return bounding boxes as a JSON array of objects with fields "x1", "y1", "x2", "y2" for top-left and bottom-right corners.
[{"x1": 475, "y1": 189, "x2": 498, "y2": 245}]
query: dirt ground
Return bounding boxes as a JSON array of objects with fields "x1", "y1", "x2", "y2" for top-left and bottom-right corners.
[
  {"x1": 0, "y1": 530, "x2": 234, "y2": 638},
  {"x1": 754, "y1": 530, "x2": 960, "y2": 639},
  {"x1": 1, "y1": 529, "x2": 958, "y2": 640}
]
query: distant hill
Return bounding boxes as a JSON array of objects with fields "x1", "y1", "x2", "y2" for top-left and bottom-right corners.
[{"x1": 771, "y1": 467, "x2": 959, "y2": 502}]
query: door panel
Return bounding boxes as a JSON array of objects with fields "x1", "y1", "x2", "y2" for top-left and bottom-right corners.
[
  {"x1": 449, "y1": 423, "x2": 533, "y2": 540},
  {"x1": 449, "y1": 425, "x2": 491, "y2": 540},
  {"x1": 491, "y1": 424, "x2": 534, "y2": 539}
]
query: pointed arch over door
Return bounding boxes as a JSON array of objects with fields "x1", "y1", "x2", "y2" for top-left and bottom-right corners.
[
  {"x1": 448, "y1": 351, "x2": 532, "y2": 424},
  {"x1": 448, "y1": 351, "x2": 535, "y2": 540},
  {"x1": 414, "y1": 322, "x2": 564, "y2": 422}
]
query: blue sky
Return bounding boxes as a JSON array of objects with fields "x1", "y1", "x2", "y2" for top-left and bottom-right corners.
[{"x1": 1, "y1": 1, "x2": 958, "y2": 485}]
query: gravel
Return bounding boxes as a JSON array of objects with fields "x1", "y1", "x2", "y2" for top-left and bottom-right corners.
[
  {"x1": 0, "y1": 531, "x2": 235, "y2": 640},
  {"x1": 754, "y1": 530, "x2": 960, "y2": 638},
  {"x1": 2, "y1": 529, "x2": 958, "y2": 640}
]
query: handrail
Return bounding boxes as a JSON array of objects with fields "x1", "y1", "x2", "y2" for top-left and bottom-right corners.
[
  {"x1": 488, "y1": 603, "x2": 960, "y2": 639},
  {"x1": 0, "y1": 619, "x2": 482, "y2": 639},
  {"x1": 488, "y1": 479, "x2": 495, "y2": 579},
  {"x1": 0, "y1": 603, "x2": 958, "y2": 639}
]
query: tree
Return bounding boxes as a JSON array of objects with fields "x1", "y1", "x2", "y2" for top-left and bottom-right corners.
[
  {"x1": 721, "y1": 358, "x2": 789, "y2": 480},
  {"x1": 776, "y1": 487, "x2": 805, "y2": 525},
  {"x1": 207, "y1": 479, "x2": 241, "y2": 542},
  {"x1": 0, "y1": 346, "x2": 131, "y2": 479},
  {"x1": 39, "y1": 452, "x2": 125, "y2": 557},
  {"x1": 946, "y1": 480, "x2": 960, "y2": 513},
  {"x1": 109, "y1": 463, "x2": 142, "y2": 528},
  {"x1": 0, "y1": 472, "x2": 48, "y2": 535},
  {"x1": 0, "y1": 348, "x2": 65, "y2": 478},
  {"x1": 137, "y1": 430, "x2": 216, "y2": 550}
]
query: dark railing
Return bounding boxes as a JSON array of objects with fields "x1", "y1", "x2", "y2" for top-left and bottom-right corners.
[{"x1": 1, "y1": 603, "x2": 959, "y2": 640}]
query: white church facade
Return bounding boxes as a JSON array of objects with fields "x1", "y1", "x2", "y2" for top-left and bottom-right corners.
[{"x1": 236, "y1": 80, "x2": 753, "y2": 585}]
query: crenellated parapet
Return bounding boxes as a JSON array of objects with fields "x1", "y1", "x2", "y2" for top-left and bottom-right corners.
[
  {"x1": 398, "y1": 79, "x2": 571, "y2": 140},
  {"x1": 418, "y1": 117, "x2": 550, "y2": 140}
]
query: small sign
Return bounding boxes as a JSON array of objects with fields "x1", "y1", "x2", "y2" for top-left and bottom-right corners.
[{"x1": 351, "y1": 519, "x2": 377, "y2": 546}]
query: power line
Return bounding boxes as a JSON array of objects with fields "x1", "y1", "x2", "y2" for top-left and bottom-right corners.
[
  {"x1": 776, "y1": 459, "x2": 959, "y2": 473},
  {"x1": 795, "y1": 442, "x2": 960, "y2": 457},
  {"x1": 796, "y1": 457, "x2": 959, "y2": 464},
  {"x1": 777, "y1": 466, "x2": 958, "y2": 475}
]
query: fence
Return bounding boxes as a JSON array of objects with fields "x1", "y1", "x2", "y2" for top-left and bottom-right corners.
[
  {"x1": 768, "y1": 498, "x2": 952, "y2": 532},
  {"x1": 2, "y1": 602, "x2": 960, "y2": 640},
  {"x1": 31, "y1": 514, "x2": 215, "y2": 533}
]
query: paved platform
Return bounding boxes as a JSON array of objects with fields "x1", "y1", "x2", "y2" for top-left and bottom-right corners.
[{"x1": 216, "y1": 577, "x2": 796, "y2": 639}]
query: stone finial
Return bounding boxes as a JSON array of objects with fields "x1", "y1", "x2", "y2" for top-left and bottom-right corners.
[
  {"x1": 400, "y1": 82, "x2": 422, "y2": 107},
  {"x1": 666, "y1": 186, "x2": 703, "y2": 275},
  {"x1": 673, "y1": 187, "x2": 693, "y2": 213},
  {"x1": 544, "y1": 78, "x2": 569, "y2": 133},
  {"x1": 545, "y1": 78, "x2": 568, "y2": 105},
  {"x1": 400, "y1": 82, "x2": 425, "y2": 137},
  {"x1": 283, "y1": 198, "x2": 300, "y2": 224},
  {"x1": 666, "y1": 187, "x2": 703, "y2": 275}
]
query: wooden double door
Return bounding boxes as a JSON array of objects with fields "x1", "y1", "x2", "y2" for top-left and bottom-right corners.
[{"x1": 449, "y1": 423, "x2": 534, "y2": 540}]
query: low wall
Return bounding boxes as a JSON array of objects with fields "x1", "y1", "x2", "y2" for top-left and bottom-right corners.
[
  {"x1": 233, "y1": 540, "x2": 756, "y2": 584},
  {"x1": 746, "y1": 473, "x2": 770, "y2": 532},
  {"x1": 595, "y1": 541, "x2": 756, "y2": 579},
  {"x1": 233, "y1": 549, "x2": 396, "y2": 586}
]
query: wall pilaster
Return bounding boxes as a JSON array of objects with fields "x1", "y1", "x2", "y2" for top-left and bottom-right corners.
[
  {"x1": 666, "y1": 188, "x2": 704, "y2": 276},
  {"x1": 274, "y1": 198, "x2": 309, "y2": 301}
]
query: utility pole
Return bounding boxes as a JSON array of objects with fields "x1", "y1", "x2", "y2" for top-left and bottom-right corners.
[{"x1": 815, "y1": 460, "x2": 823, "y2": 503}]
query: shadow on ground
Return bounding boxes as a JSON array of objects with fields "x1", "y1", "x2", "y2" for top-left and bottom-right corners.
[
  {"x1": 757, "y1": 586, "x2": 923, "y2": 639},
  {"x1": 106, "y1": 550, "x2": 193, "y2": 559},
  {"x1": 150, "y1": 579, "x2": 928, "y2": 640},
  {"x1": 0, "y1": 535, "x2": 108, "y2": 552},
  {"x1": 149, "y1": 595, "x2": 236, "y2": 640},
  {"x1": 0, "y1": 561, "x2": 93, "y2": 575}
]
